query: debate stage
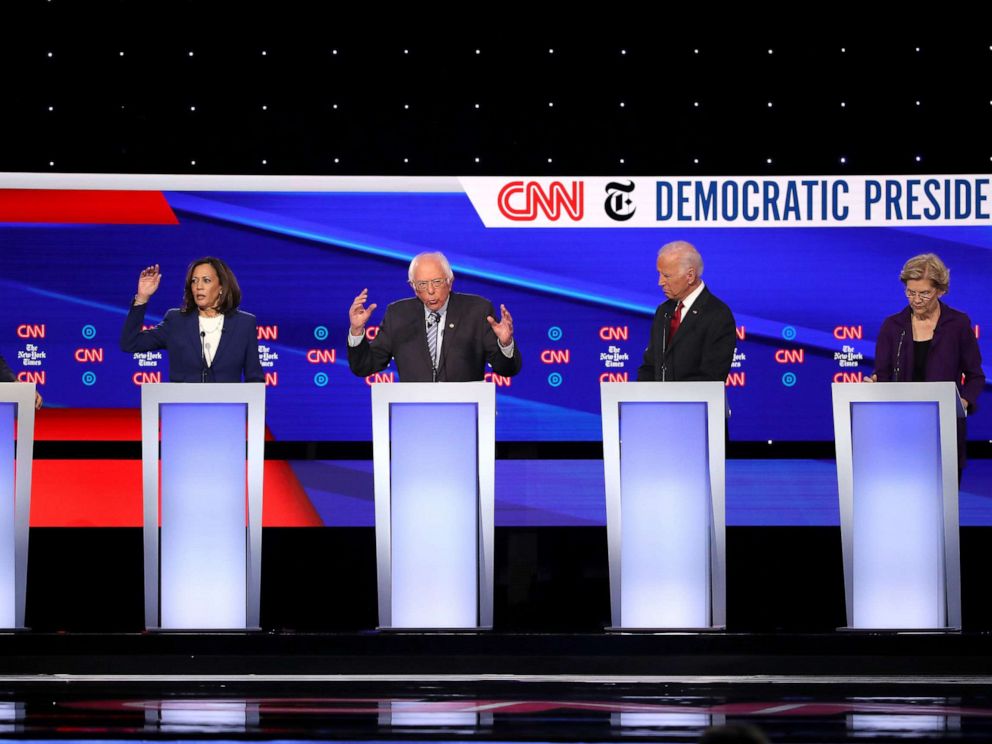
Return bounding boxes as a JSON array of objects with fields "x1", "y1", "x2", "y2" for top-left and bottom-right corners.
[{"x1": 2, "y1": 630, "x2": 992, "y2": 743}]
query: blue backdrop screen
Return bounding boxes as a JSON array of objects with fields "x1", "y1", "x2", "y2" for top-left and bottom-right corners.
[{"x1": 3, "y1": 188, "x2": 991, "y2": 442}]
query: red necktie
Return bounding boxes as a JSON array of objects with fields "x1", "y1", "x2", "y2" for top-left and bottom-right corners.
[{"x1": 669, "y1": 301, "x2": 684, "y2": 339}]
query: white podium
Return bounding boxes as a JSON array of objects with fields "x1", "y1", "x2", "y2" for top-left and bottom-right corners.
[
  {"x1": 832, "y1": 382, "x2": 964, "y2": 630},
  {"x1": 141, "y1": 383, "x2": 265, "y2": 630},
  {"x1": 0, "y1": 384, "x2": 35, "y2": 629},
  {"x1": 600, "y1": 381, "x2": 727, "y2": 630},
  {"x1": 372, "y1": 382, "x2": 495, "y2": 630}
]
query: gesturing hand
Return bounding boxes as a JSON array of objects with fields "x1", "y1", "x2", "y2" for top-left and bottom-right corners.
[
  {"x1": 349, "y1": 288, "x2": 378, "y2": 336},
  {"x1": 136, "y1": 264, "x2": 161, "y2": 303},
  {"x1": 486, "y1": 304, "x2": 514, "y2": 346}
]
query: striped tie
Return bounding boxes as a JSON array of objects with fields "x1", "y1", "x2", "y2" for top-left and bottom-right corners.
[{"x1": 427, "y1": 311, "x2": 441, "y2": 373}]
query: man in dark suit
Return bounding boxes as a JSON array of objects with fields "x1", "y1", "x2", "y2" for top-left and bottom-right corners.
[
  {"x1": 347, "y1": 252, "x2": 522, "y2": 382},
  {"x1": 637, "y1": 241, "x2": 736, "y2": 382}
]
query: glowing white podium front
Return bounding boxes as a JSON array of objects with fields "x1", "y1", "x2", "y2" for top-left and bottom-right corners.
[
  {"x1": 141, "y1": 383, "x2": 265, "y2": 630},
  {"x1": 371, "y1": 382, "x2": 495, "y2": 630},
  {"x1": 832, "y1": 382, "x2": 963, "y2": 630},
  {"x1": 0, "y1": 383, "x2": 35, "y2": 629},
  {"x1": 600, "y1": 381, "x2": 727, "y2": 630}
]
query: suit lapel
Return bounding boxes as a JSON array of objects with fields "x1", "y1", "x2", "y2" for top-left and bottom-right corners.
[
  {"x1": 186, "y1": 312, "x2": 204, "y2": 368},
  {"x1": 665, "y1": 287, "x2": 710, "y2": 355},
  {"x1": 435, "y1": 294, "x2": 459, "y2": 377},
  {"x1": 411, "y1": 302, "x2": 434, "y2": 375}
]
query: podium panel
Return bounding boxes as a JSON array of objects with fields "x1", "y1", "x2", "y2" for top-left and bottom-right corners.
[
  {"x1": 142, "y1": 383, "x2": 265, "y2": 630},
  {"x1": 832, "y1": 382, "x2": 962, "y2": 630},
  {"x1": 372, "y1": 383, "x2": 494, "y2": 630},
  {"x1": 0, "y1": 384, "x2": 35, "y2": 629},
  {"x1": 601, "y1": 382, "x2": 726, "y2": 630}
]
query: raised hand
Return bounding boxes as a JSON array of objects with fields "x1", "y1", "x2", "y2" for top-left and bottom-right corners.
[
  {"x1": 486, "y1": 304, "x2": 514, "y2": 346},
  {"x1": 349, "y1": 288, "x2": 378, "y2": 336},
  {"x1": 136, "y1": 264, "x2": 162, "y2": 303}
]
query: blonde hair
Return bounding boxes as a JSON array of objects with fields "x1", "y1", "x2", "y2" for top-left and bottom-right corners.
[{"x1": 899, "y1": 253, "x2": 949, "y2": 293}]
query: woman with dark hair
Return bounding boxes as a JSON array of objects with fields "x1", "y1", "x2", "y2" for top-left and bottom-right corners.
[{"x1": 120, "y1": 257, "x2": 264, "y2": 382}]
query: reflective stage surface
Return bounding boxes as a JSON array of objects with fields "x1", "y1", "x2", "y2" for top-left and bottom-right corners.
[{"x1": 3, "y1": 677, "x2": 992, "y2": 743}]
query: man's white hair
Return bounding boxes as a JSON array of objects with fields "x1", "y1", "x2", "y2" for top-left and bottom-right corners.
[
  {"x1": 408, "y1": 251, "x2": 454, "y2": 283},
  {"x1": 658, "y1": 240, "x2": 704, "y2": 275}
]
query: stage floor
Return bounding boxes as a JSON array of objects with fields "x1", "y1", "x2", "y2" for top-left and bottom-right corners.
[
  {"x1": 1, "y1": 672, "x2": 992, "y2": 742},
  {"x1": 1, "y1": 632, "x2": 991, "y2": 742}
]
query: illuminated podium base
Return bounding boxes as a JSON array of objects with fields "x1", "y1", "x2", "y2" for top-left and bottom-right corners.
[
  {"x1": 601, "y1": 382, "x2": 726, "y2": 631},
  {"x1": 0, "y1": 384, "x2": 35, "y2": 630},
  {"x1": 372, "y1": 382, "x2": 495, "y2": 631},
  {"x1": 141, "y1": 383, "x2": 265, "y2": 631},
  {"x1": 832, "y1": 382, "x2": 963, "y2": 631}
]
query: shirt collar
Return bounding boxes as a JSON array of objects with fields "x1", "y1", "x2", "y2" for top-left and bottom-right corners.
[
  {"x1": 423, "y1": 298, "x2": 450, "y2": 319},
  {"x1": 679, "y1": 281, "x2": 706, "y2": 313}
]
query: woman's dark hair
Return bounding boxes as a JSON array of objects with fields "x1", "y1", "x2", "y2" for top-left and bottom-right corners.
[{"x1": 180, "y1": 257, "x2": 242, "y2": 315}]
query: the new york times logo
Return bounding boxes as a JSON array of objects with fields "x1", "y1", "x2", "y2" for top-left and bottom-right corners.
[{"x1": 604, "y1": 180, "x2": 636, "y2": 221}]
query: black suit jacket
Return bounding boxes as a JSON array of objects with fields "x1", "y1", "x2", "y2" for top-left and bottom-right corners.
[
  {"x1": 348, "y1": 292, "x2": 522, "y2": 382},
  {"x1": 637, "y1": 286, "x2": 737, "y2": 382},
  {"x1": 0, "y1": 354, "x2": 15, "y2": 382}
]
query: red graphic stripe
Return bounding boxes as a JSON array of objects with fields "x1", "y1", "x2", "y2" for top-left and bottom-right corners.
[{"x1": 0, "y1": 190, "x2": 179, "y2": 224}]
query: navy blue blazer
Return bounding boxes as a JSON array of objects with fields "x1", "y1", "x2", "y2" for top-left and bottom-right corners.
[{"x1": 120, "y1": 302, "x2": 264, "y2": 383}]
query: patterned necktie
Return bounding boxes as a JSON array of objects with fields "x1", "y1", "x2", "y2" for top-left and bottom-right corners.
[
  {"x1": 669, "y1": 301, "x2": 684, "y2": 339},
  {"x1": 427, "y1": 311, "x2": 441, "y2": 369}
]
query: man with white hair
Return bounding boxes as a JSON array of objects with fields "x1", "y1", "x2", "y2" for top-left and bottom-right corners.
[
  {"x1": 637, "y1": 240, "x2": 736, "y2": 382},
  {"x1": 347, "y1": 252, "x2": 522, "y2": 382}
]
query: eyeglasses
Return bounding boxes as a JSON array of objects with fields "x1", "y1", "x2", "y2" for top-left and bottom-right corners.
[
  {"x1": 411, "y1": 278, "x2": 448, "y2": 292},
  {"x1": 905, "y1": 288, "x2": 936, "y2": 301}
]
